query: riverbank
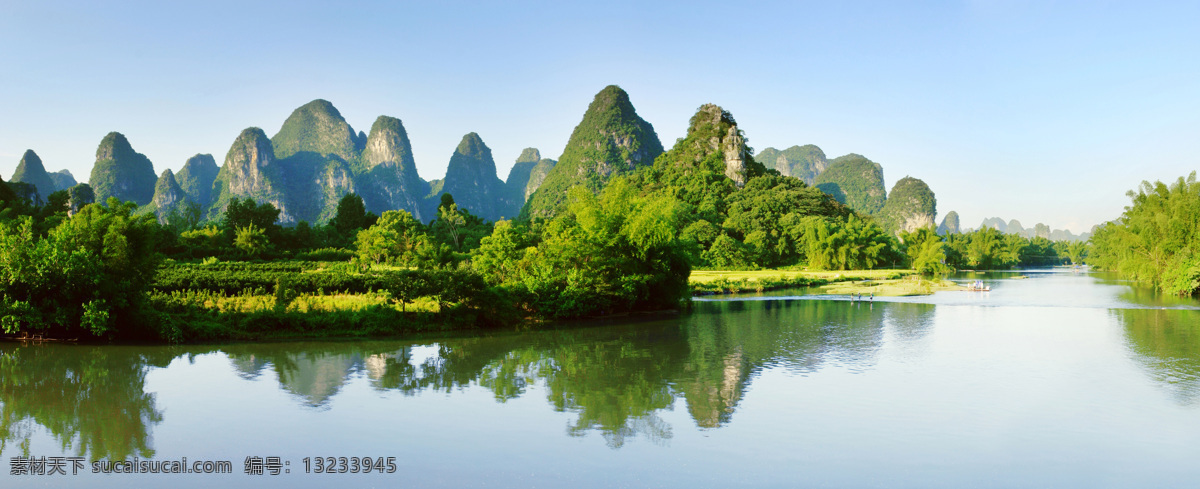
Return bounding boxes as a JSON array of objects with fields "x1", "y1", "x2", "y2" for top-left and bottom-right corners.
[
  {"x1": 689, "y1": 269, "x2": 916, "y2": 295},
  {"x1": 815, "y1": 276, "x2": 967, "y2": 296}
]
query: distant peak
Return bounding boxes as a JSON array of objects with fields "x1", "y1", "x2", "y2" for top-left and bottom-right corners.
[
  {"x1": 589, "y1": 85, "x2": 633, "y2": 111},
  {"x1": 516, "y1": 148, "x2": 541, "y2": 164},
  {"x1": 456, "y1": 132, "x2": 489, "y2": 157},
  {"x1": 297, "y1": 99, "x2": 341, "y2": 115},
  {"x1": 20, "y1": 149, "x2": 41, "y2": 166},
  {"x1": 688, "y1": 103, "x2": 737, "y2": 134},
  {"x1": 238, "y1": 127, "x2": 270, "y2": 141},
  {"x1": 282, "y1": 99, "x2": 348, "y2": 126},
  {"x1": 184, "y1": 153, "x2": 217, "y2": 169},
  {"x1": 96, "y1": 131, "x2": 136, "y2": 161}
]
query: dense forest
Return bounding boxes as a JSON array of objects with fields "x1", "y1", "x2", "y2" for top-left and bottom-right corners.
[
  {"x1": 1089, "y1": 172, "x2": 1200, "y2": 296},
  {"x1": 0, "y1": 88, "x2": 1093, "y2": 342}
]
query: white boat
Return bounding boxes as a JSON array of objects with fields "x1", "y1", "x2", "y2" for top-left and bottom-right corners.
[{"x1": 966, "y1": 280, "x2": 990, "y2": 291}]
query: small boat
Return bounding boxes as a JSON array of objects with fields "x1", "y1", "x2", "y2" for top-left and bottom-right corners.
[{"x1": 965, "y1": 280, "x2": 990, "y2": 291}]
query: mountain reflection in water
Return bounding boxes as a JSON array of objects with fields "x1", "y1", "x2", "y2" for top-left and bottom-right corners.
[{"x1": 2, "y1": 274, "x2": 1199, "y2": 464}]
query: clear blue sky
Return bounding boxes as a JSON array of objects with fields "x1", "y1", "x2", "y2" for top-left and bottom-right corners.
[{"x1": 2, "y1": 0, "x2": 1197, "y2": 233}]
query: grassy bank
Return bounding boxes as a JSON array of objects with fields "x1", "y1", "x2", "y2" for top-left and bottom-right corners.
[
  {"x1": 147, "y1": 290, "x2": 477, "y2": 343},
  {"x1": 815, "y1": 276, "x2": 966, "y2": 296},
  {"x1": 689, "y1": 269, "x2": 914, "y2": 295},
  {"x1": 131, "y1": 260, "x2": 511, "y2": 343}
]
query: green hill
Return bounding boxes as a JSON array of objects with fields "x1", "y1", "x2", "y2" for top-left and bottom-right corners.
[
  {"x1": 505, "y1": 148, "x2": 541, "y2": 204},
  {"x1": 11, "y1": 150, "x2": 57, "y2": 201},
  {"x1": 937, "y1": 211, "x2": 960, "y2": 235},
  {"x1": 813, "y1": 153, "x2": 886, "y2": 215},
  {"x1": 630, "y1": 103, "x2": 847, "y2": 267},
  {"x1": 434, "y1": 133, "x2": 513, "y2": 221},
  {"x1": 176, "y1": 154, "x2": 219, "y2": 207},
  {"x1": 521, "y1": 85, "x2": 663, "y2": 219},
  {"x1": 88, "y1": 132, "x2": 157, "y2": 206},
  {"x1": 877, "y1": 176, "x2": 937, "y2": 233},
  {"x1": 271, "y1": 99, "x2": 362, "y2": 163},
  {"x1": 208, "y1": 127, "x2": 289, "y2": 222},
  {"x1": 49, "y1": 170, "x2": 77, "y2": 191},
  {"x1": 359, "y1": 115, "x2": 431, "y2": 221},
  {"x1": 755, "y1": 144, "x2": 828, "y2": 185},
  {"x1": 150, "y1": 169, "x2": 188, "y2": 223}
]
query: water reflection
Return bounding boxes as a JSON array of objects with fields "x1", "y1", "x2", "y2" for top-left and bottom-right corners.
[
  {"x1": 0, "y1": 345, "x2": 172, "y2": 461},
  {"x1": 1115, "y1": 308, "x2": 1200, "y2": 404},
  {"x1": 0, "y1": 300, "x2": 937, "y2": 456}
]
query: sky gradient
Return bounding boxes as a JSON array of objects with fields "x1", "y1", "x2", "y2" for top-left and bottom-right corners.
[{"x1": 2, "y1": 0, "x2": 1197, "y2": 233}]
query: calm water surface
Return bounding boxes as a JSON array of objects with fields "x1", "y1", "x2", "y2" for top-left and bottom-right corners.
[{"x1": 2, "y1": 269, "x2": 1199, "y2": 488}]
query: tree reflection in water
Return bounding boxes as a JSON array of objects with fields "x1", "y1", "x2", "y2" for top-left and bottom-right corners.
[
  {"x1": 219, "y1": 300, "x2": 931, "y2": 447},
  {"x1": 0, "y1": 299, "x2": 938, "y2": 455},
  {"x1": 1115, "y1": 308, "x2": 1200, "y2": 404},
  {"x1": 0, "y1": 345, "x2": 172, "y2": 461}
]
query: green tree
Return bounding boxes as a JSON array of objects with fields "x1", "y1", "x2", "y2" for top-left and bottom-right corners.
[
  {"x1": 472, "y1": 220, "x2": 527, "y2": 283},
  {"x1": 801, "y1": 215, "x2": 892, "y2": 270},
  {"x1": 330, "y1": 193, "x2": 376, "y2": 238},
  {"x1": 234, "y1": 224, "x2": 270, "y2": 257},
  {"x1": 67, "y1": 184, "x2": 95, "y2": 214},
  {"x1": 0, "y1": 198, "x2": 161, "y2": 337},
  {"x1": 511, "y1": 178, "x2": 691, "y2": 318},
  {"x1": 180, "y1": 225, "x2": 227, "y2": 257},
  {"x1": 438, "y1": 202, "x2": 466, "y2": 249},
  {"x1": 224, "y1": 197, "x2": 280, "y2": 233},
  {"x1": 702, "y1": 233, "x2": 752, "y2": 269},
  {"x1": 1089, "y1": 172, "x2": 1200, "y2": 295},
  {"x1": 355, "y1": 210, "x2": 426, "y2": 265},
  {"x1": 901, "y1": 227, "x2": 949, "y2": 275},
  {"x1": 965, "y1": 227, "x2": 1004, "y2": 269},
  {"x1": 1066, "y1": 241, "x2": 1089, "y2": 265}
]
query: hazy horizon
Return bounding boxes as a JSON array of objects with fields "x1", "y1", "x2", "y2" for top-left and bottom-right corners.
[{"x1": 3, "y1": 1, "x2": 1196, "y2": 234}]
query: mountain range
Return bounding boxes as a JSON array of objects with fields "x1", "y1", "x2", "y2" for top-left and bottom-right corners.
[
  {"x1": 8, "y1": 85, "x2": 942, "y2": 234},
  {"x1": 968, "y1": 217, "x2": 1092, "y2": 242},
  {"x1": 78, "y1": 99, "x2": 557, "y2": 225},
  {"x1": 759, "y1": 147, "x2": 938, "y2": 234}
]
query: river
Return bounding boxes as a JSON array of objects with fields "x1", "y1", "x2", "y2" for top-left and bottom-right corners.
[{"x1": 2, "y1": 269, "x2": 1198, "y2": 488}]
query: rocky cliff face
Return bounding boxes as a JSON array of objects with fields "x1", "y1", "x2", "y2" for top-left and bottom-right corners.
[
  {"x1": 176, "y1": 154, "x2": 219, "y2": 208},
  {"x1": 813, "y1": 154, "x2": 887, "y2": 215},
  {"x1": 358, "y1": 116, "x2": 430, "y2": 221},
  {"x1": 313, "y1": 158, "x2": 356, "y2": 222},
  {"x1": 151, "y1": 169, "x2": 188, "y2": 223},
  {"x1": 435, "y1": 132, "x2": 513, "y2": 221},
  {"x1": 505, "y1": 148, "x2": 541, "y2": 204},
  {"x1": 503, "y1": 148, "x2": 558, "y2": 205},
  {"x1": 209, "y1": 127, "x2": 291, "y2": 222},
  {"x1": 267, "y1": 99, "x2": 369, "y2": 223},
  {"x1": 522, "y1": 85, "x2": 664, "y2": 219},
  {"x1": 755, "y1": 145, "x2": 828, "y2": 185},
  {"x1": 49, "y1": 170, "x2": 77, "y2": 191},
  {"x1": 690, "y1": 104, "x2": 752, "y2": 186},
  {"x1": 524, "y1": 158, "x2": 556, "y2": 203},
  {"x1": 878, "y1": 176, "x2": 937, "y2": 233},
  {"x1": 88, "y1": 132, "x2": 157, "y2": 205},
  {"x1": 11, "y1": 150, "x2": 57, "y2": 201}
]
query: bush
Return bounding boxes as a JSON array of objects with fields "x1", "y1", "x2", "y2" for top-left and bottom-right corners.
[{"x1": 0, "y1": 199, "x2": 162, "y2": 338}]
